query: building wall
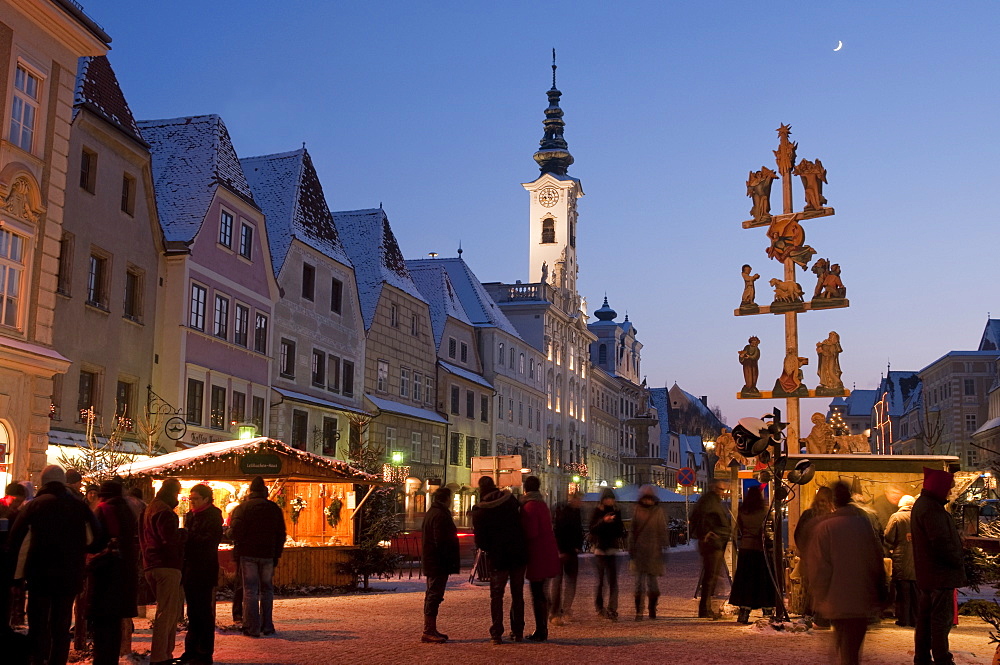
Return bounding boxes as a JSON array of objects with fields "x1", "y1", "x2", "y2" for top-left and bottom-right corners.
[{"x1": 920, "y1": 353, "x2": 998, "y2": 468}]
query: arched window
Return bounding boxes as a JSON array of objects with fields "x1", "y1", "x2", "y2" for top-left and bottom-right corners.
[
  {"x1": 498, "y1": 342, "x2": 504, "y2": 367},
  {"x1": 541, "y1": 217, "x2": 556, "y2": 244}
]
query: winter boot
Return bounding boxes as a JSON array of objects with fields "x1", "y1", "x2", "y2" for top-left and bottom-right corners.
[
  {"x1": 421, "y1": 616, "x2": 447, "y2": 643},
  {"x1": 648, "y1": 594, "x2": 659, "y2": 620},
  {"x1": 635, "y1": 594, "x2": 644, "y2": 621},
  {"x1": 737, "y1": 607, "x2": 751, "y2": 624}
]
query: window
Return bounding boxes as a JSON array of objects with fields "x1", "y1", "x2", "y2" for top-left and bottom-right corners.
[
  {"x1": 121, "y1": 173, "x2": 136, "y2": 215},
  {"x1": 432, "y1": 436, "x2": 441, "y2": 464},
  {"x1": 968, "y1": 447, "x2": 978, "y2": 468},
  {"x1": 450, "y1": 433, "x2": 461, "y2": 465},
  {"x1": 411, "y1": 432, "x2": 422, "y2": 461},
  {"x1": 465, "y1": 437, "x2": 475, "y2": 467},
  {"x1": 327, "y1": 355, "x2": 341, "y2": 392},
  {"x1": 123, "y1": 268, "x2": 142, "y2": 321},
  {"x1": 190, "y1": 284, "x2": 207, "y2": 330},
  {"x1": 219, "y1": 210, "x2": 233, "y2": 247},
  {"x1": 967, "y1": 414, "x2": 978, "y2": 432},
  {"x1": 386, "y1": 427, "x2": 397, "y2": 455},
  {"x1": 466, "y1": 390, "x2": 475, "y2": 419},
  {"x1": 424, "y1": 376, "x2": 432, "y2": 404},
  {"x1": 186, "y1": 378, "x2": 204, "y2": 425},
  {"x1": 231, "y1": 390, "x2": 246, "y2": 423},
  {"x1": 518, "y1": 401, "x2": 523, "y2": 425},
  {"x1": 509, "y1": 398, "x2": 514, "y2": 421},
  {"x1": 480, "y1": 439, "x2": 490, "y2": 456},
  {"x1": 330, "y1": 277, "x2": 343, "y2": 314},
  {"x1": 448, "y1": 338, "x2": 457, "y2": 359},
  {"x1": 9, "y1": 64, "x2": 40, "y2": 152},
  {"x1": 498, "y1": 342, "x2": 504, "y2": 366},
  {"x1": 78, "y1": 149, "x2": 96, "y2": 192},
  {"x1": 411, "y1": 315, "x2": 418, "y2": 336},
  {"x1": 390, "y1": 305, "x2": 398, "y2": 327},
  {"x1": 78, "y1": 370, "x2": 98, "y2": 418},
  {"x1": 312, "y1": 350, "x2": 325, "y2": 386},
  {"x1": 0, "y1": 229, "x2": 23, "y2": 328},
  {"x1": 56, "y1": 232, "x2": 73, "y2": 296},
  {"x1": 213, "y1": 294, "x2": 229, "y2": 339},
  {"x1": 291, "y1": 410, "x2": 308, "y2": 450},
  {"x1": 280, "y1": 339, "x2": 296, "y2": 378},
  {"x1": 528, "y1": 405, "x2": 533, "y2": 428},
  {"x1": 460, "y1": 342, "x2": 468, "y2": 363},
  {"x1": 599, "y1": 344, "x2": 607, "y2": 365},
  {"x1": 210, "y1": 385, "x2": 226, "y2": 429},
  {"x1": 234, "y1": 304, "x2": 249, "y2": 347},
  {"x1": 498, "y1": 394, "x2": 504, "y2": 417},
  {"x1": 343, "y1": 361, "x2": 355, "y2": 397},
  {"x1": 239, "y1": 223, "x2": 253, "y2": 259},
  {"x1": 302, "y1": 263, "x2": 315, "y2": 300},
  {"x1": 481, "y1": 395, "x2": 489, "y2": 423},
  {"x1": 510, "y1": 348, "x2": 515, "y2": 368},
  {"x1": 254, "y1": 313, "x2": 268, "y2": 353},
  {"x1": 541, "y1": 217, "x2": 555, "y2": 244},
  {"x1": 115, "y1": 380, "x2": 133, "y2": 430},
  {"x1": 87, "y1": 253, "x2": 108, "y2": 308},
  {"x1": 251, "y1": 395, "x2": 265, "y2": 433},
  {"x1": 322, "y1": 417, "x2": 338, "y2": 455},
  {"x1": 377, "y1": 360, "x2": 389, "y2": 392},
  {"x1": 400, "y1": 367, "x2": 410, "y2": 398},
  {"x1": 413, "y1": 372, "x2": 423, "y2": 402},
  {"x1": 450, "y1": 386, "x2": 460, "y2": 415},
  {"x1": 529, "y1": 359, "x2": 535, "y2": 379},
  {"x1": 519, "y1": 353, "x2": 525, "y2": 374},
  {"x1": 965, "y1": 379, "x2": 976, "y2": 396}
]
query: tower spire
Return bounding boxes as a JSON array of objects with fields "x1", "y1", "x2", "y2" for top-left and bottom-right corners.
[{"x1": 533, "y1": 49, "x2": 574, "y2": 175}]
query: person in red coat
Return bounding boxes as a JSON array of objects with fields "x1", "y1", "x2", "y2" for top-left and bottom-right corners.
[{"x1": 520, "y1": 476, "x2": 560, "y2": 642}]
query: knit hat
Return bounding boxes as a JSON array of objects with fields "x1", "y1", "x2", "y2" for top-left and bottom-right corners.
[
  {"x1": 40, "y1": 464, "x2": 66, "y2": 486},
  {"x1": 249, "y1": 476, "x2": 267, "y2": 493},
  {"x1": 98, "y1": 479, "x2": 123, "y2": 498},
  {"x1": 923, "y1": 467, "x2": 954, "y2": 501},
  {"x1": 65, "y1": 468, "x2": 82, "y2": 485},
  {"x1": 600, "y1": 487, "x2": 616, "y2": 502},
  {"x1": 897, "y1": 495, "x2": 916, "y2": 509}
]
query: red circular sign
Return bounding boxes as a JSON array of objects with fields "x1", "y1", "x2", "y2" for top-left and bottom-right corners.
[{"x1": 678, "y1": 467, "x2": 696, "y2": 486}]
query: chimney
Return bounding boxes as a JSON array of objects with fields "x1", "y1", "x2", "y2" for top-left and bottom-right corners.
[{"x1": 700, "y1": 396, "x2": 708, "y2": 406}]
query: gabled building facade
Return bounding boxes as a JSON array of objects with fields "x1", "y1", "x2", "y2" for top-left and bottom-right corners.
[
  {"x1": 51, "y1": 56, "x2": 163, "y2": 454},
  {"x1": 241, "y1": 148, "x2": 366, "y2": 459},
  {"x1": 0, "y1": 0, "x2": 110, "y2": 481},
  {"x1": 140, "y1": 115, "x2": 279, "y2": 449}
]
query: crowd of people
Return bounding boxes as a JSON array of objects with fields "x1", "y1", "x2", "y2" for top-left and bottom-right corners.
[{"x1": 0, "y1": 467, "x2": 287, "y2": 665}]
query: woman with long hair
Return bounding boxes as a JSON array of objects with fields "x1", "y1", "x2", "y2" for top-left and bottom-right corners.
[{"x1": 729, "y1": 485, "x2": 773, "y2": 623}]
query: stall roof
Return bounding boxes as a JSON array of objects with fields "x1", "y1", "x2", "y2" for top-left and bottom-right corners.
[
  {"x1": 584, "y1": 485, "x2": 687, "y2": 503},
  {"x1": 785, "y1": 454, "x2": 959, "y2": 474},
  {"x1": 117, "y1": 437, "x2": 383, "y2": 483}
]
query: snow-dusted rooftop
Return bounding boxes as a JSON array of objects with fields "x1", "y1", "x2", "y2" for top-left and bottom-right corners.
[
  {"x1": 138, "y1": 114, "x2": 257, "y2": 243},
  {"x1": 439, "y1": 361, "x2": 494, "y2": 391},
  {"x1": 365, "y1": 394, "x2": 448, "y2": 424},
  {"x1": 406, "y1": 261, "x2": 472, "y2": 347},
  {"x1": 241, "y1": 148, "x2": 352, "y2": 274},
  {"x1": 73, "y1": 56, "x2": 144, "y2": 145},
  {"x1": 648, "y1": 387, "x2": 672, "y2": 449}
]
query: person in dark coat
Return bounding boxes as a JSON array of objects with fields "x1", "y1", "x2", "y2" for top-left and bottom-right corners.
[
  {"x1": 911, "y1": 468, "x2": 966, "y2": 665},
  {"x1": 794, "y1": 484, "x2": 835, "y2": 628},
  {"x1": 229, "y1": 476, "x2": 285, "y2": 638},
  {"x1": 589, "y1": 487, "x2": 625, "y2": 621},
  {"x1": 140, "y1": 477, "x2": 185, "y2": 665},
  {"x1": 549, "y1": 491, "x2": 583, "y2": 626},
  {"x1": 420, "y1": 486, "x2": 459, "y2": 643},
  {"x1": 0, "y1": 481, "x2": 27, "y2": 630},
  {"x1": 629, "y1": 485, "x2": 668, "y2": 621},
  {"x1": 8, "y1": 465, "x2": 98, "y2": 665},
  {"x1": 884, "y1": 495, "x2": 917, "y2": 627},
  {"x1": 181, "y1": 484, "x2": 224, "y2": 664},
  {"x1": 729, "y1": 484, "x2": 774, "y2": 624},
  {"x1": 806, "y1": 482, "x2": 886, "y2": 665},
  {"x1": 690, "y1": 479, "x2": 731, "y2": 619},
  {"x1": 88, "y1": 480, "x2": 139, "y2": 665},
  {"x1": 520, "y1": 476, "x2": 559, "y2": 641},
  {"x1": 471, "y1": 475, "x2": 527, "y2": 644}
]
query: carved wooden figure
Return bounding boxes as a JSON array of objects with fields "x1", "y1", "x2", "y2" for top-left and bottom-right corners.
[
  {"x1": 747, "y1": 166, "x2": 778, "y2": 224},
  {"x1": 769, "y1": 278, "x2": 804, "y2": 304},
  {"x1": 804, "y1": 412, "x2": 836, "y2": 455},
  {"x1": 815, "y1": 331, "x2": 845, "y2": 395},
  {"x1": 793, "y1": 158, "x2": 828, "y2": 211},
  {"x1": 774, "y1": 348, "x2": 809, "y2": 397},
  {"x1": 741, "y1": 264, "x2": 760, "y2": 308},
  {"x1": 739, "y1": 336, "x2": 761, "y2": 397},
  {"x1": 714, "y1": 428, "x2": 749, "y2": 471}
]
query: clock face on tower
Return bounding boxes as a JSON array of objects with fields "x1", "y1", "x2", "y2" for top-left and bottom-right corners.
[{"x1": 538, "y1": 187, "x2": 560, "y2": 208}]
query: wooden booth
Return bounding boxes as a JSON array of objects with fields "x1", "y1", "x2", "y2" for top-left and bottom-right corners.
[{"x1": 118, "y1": 437, "x2": 383, "y2": 587}]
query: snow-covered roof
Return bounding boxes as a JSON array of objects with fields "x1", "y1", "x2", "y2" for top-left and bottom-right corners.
[
  {"x1": 679, "y1": 434, "x2": 704, "y2": 460},
  {"x1": 877, "y1": 371, "x2": 921, "y2": 417},
  {"x1": 364, "y1": 394, "x2": 448, "y2": 424},
  {"x1": 919, "y1": 350, "x2": 1000, "y2": 374},
  {"x1": 841, "y1": 389, "x2": 878, "y2": 417},
  {"x1": 49, "y1": 428, "x2": 148, "y2": 455},
  {"x1": 271, "y1": 387, "x2": 370, "y2": 416},
  {"x1": 409, "y1": 258, "x2": 522, "y2": 339},
  {"x1": 975, "y1": 417, "x2": 1000, "y2": 436},
  {"x1": 902, "y1": 381, "x2": 924, "y2": 415},
  {"x1": 439, "y1": 361, "x2": 493, "y2": 391},
  {"x1": 116, "y1": 437, "x2": 377, "y2": 480},
  {"x1": 332, "y1": 208, "x2": 426, "y2": 330},
  {"x1": 138, "y1": 114, "x2": 257, "y2": 243},
  {"x1": 980, "y1": 319, "x2": 1000, "y2": 351},
  {"x1": 583, "y1": 485, "x2": 686, "y2": 503},
  {"x1": 406, "y1": 261, "x2": 472, "y2": 346},
  {"x1": 241, "y1": 148, "x2": 351, "y2": 274},
  {"x1": 73, "y1": 56, "x2": 144, "y2": 145},
  {"x1": 648, "y1": 387, "x2": 672, "y2": 450}
]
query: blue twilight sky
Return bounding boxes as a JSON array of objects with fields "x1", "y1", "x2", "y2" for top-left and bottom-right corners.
[{"x1": 80, "y1": 0, "x2": 1000, "y2": 427}]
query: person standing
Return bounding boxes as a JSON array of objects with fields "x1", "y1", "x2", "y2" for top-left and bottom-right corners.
[
  {"x1": 140, "y1": 478, "x2": 185, "y2": 665},
  {"x1": 89, "y1": 480, "x2": 139, "y2": 665},
  {"x1": 549, "y1": 491, "x2": 584, "y2": 626},
  {"x1": 420, "y1": 486, "x2": 459, "y2": 643},
  {"x1": 729, "y1": 484, "x2": 774, "y2": 624},
  {"x1": 629, "y1": 485, "x2": 668, "y2": 621},
  {"x1": 806, "y1": 482, "x2": 886, "y2": 665},
  {"x1": 589, "y1": 487, "x2": 625, "y2": 621},
  {"x1": 520, "y1": 476, "x2": 559, "y2": 641},
  {"x1": 471, "y1": 475, "x2": 527, "y2": 644},
  {"x1": 0, "y1": 482, "x2": 27, "y2": 629},
  {"x1": 794, "y1": 484, "x2": 835, "y2": 628},
  {"x1": 884, "y1": 495, "x2": 917, "y2": 627},
  {"x1": 912, "y1": 468, "x2": 966, "y2": 665},
  {"x1": 8, "y1": 465, "x2": 98, "y2": 665},
  {"x1": 181, "y1": 484, "x2": 224, "y2": 664},
  {"x1": 229, "y1": 476, "x2": 285, "y2": 638},
  {"x1": 690, "y1": 479, "x2": 731, "y2": 620}
]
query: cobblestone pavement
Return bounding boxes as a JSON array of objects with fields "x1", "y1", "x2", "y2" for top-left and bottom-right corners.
[{"x1": 125, "y1": 544, "x2": 994, "y2": 665}]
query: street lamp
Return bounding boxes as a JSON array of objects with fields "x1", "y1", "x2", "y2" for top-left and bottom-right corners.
[{"x1": 236, "y1": 422, "x2": 257, "y2": 440}]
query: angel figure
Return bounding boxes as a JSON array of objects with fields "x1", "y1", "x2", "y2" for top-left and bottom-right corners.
[
  {"x1": 747, "y1": 166, "x2": 778, "y2": 223},
  {"x1": 793, "y1": 158, "x2": 828, "y2": 211}
]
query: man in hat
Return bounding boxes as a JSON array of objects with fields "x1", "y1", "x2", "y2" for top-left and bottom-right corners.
[
  {"x1": 471, "y1": 475, "x2": 527, "y2": 644},
  {"x1": 420, "y1": 486, "x2": 459, "y2": 643},
  {"x1": 8, "y1": 465, "x2": 98, "y2": 665},
  {"x1": 229, "y1": 476, "x2": 285, "y2": 637},
  {"x1": 140, "y1": 477, "x2": 184, "y2": 665},
  {"x1": 912, "y1": 468, "x2": 966, "y2": 665}
]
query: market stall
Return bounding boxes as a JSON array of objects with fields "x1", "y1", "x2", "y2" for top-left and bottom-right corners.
[{"x1": 117, "y1": 437, "x2": 383, "y2": 586}]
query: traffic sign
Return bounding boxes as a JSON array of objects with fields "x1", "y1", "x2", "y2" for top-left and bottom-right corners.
[{"x1": 677, "y1": 467, "x2": 696, "y2": 486}]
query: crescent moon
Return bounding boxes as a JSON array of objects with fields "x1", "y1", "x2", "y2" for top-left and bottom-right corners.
[{"x1": 834, "y1": 40, "x2": 843, "y2": 52}]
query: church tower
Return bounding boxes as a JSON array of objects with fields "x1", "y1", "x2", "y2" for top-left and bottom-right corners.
[{"x1": 524, "y1": 52, "x2": 584, "y2": 298}]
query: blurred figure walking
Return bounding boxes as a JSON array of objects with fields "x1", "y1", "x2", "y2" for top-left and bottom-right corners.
[
  {"x1": 729, "y1": 484, "x2": 774, "y2": 623},
  {"x1": 589, "y1": 488, "x2": 625, "y2": 621},
  {"x1": 550, "y1": 491, "x2": 584, "y2": 625},
  {"x1": 691, "y1": 479, "x2": 731, "y2": 620},
  {"x1": 520, "y1": 476, "x2": 559, "y2": 641},
  {"x1": 884, "y1": 495, "x2": 917, "y2": 627},
  {"x1": 629, "y1": 485, "x2": 668, "y2": 621}
]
